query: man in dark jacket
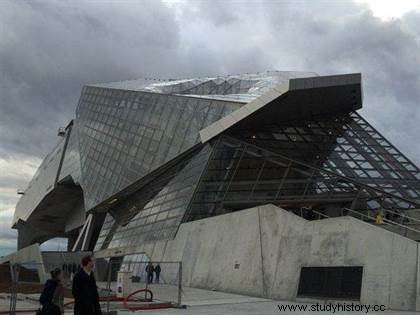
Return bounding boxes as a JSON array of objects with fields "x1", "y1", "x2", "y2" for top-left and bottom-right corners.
[
  {"x1": 145, "y1": 262, "x2": 154, "y2": 284},
  {"x1": 154, "y1": 264, "x2": 161, "y2": 284},
  {"x1": 72, "y1": 255, "x2": 101, "y2": 315}
]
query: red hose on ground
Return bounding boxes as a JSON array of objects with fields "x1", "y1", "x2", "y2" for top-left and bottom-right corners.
[{"x1": 124, "y1": 288, "x2": 174, "y2": 311}]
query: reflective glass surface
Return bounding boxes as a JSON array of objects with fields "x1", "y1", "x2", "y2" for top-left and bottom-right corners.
[
  {"x1": 185, "y1": 111, "x2": 420, "y2": 222},
  {"x1": 92, "y1": 71, "x2": 317, "y2": 103},
  {"x1": 58, "y1": 123, "x2": 82, "y2": 184},
  {"x1": 94, "y1": 145, "x2": 211, "y2": 251},
  {"x1": 76, "y1": 86, "x2": 241, "y2": 210},
  {"x1": 229, "y1": 111, "x2": 420, "y2": 200}
]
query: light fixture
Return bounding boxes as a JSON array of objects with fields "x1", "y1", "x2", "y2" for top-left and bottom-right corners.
[
  {"x1": 57, "y1": 127, "x2": 66, "y2": 137},
  {"x1": 108, "y1": 198, "x2": 118, "y2": 205}
]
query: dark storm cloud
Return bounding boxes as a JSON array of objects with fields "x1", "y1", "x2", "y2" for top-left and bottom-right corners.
[
  {"x1": 0, "y1": 0, "x2": 419, "y2": 201},
  {"x1": 180, "y1": 0, "x2": 420, "y2": 164},
  {"x1": 258, "y1": 2, "x2": 420, "y2": 153},
  {"x1": 0, "y1": 0, "x2": 419, "y2": 162},
  {"x1": 0, "y1": 0, "x2": 181, "y2": 158},
  {"x1": 0, "y1": 209, "x2": 17, "y2": 256}
]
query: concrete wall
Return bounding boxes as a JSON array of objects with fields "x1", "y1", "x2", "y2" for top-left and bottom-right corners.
[
  {"x1": 0, "y1": 243, "x2": 43, "y2": 265},
  {"x1": 64, "y1": 200, "x2": 85, "y2": 233},
  {"x1": 0, "y1": 243, "x2": 48, "y2": 283},
  {"x1": 13, "y1": 140, "x2": 65, "y2": 225},
  {"x1": 95, "y1": 204, "x2": 420, "y2": 311},
  {"x1": 0, "y1": 245, "x2": 91, "y2": 284}
]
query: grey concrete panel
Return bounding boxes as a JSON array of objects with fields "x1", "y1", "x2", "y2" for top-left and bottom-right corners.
[{"x1": 133, "y1": 204, "x2": 420, "y2": 311}]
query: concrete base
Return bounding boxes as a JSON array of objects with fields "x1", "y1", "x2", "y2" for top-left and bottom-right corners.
[
  {"x1": 0, "y1": 244, "x2": 91, "y2": 283},
  {"x1": 95, "y1": 204, "x2": 420, "y2": 311},
  {"x1": 0, "y1": 243, "x2": 48, "y2": 283}
]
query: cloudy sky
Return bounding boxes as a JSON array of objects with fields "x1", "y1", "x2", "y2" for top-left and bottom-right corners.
[{"x1": 0, "y1": 0, "x2": 419, "y2": 256}]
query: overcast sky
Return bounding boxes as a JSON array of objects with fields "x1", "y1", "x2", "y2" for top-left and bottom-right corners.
[{"x1": 0, "y1": 0, "x2": 419, "y2": 256}]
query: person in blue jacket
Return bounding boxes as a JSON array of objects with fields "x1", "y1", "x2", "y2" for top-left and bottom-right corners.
[{"x1": 40, "y1": 268, "x2": 64, "y2": 315}]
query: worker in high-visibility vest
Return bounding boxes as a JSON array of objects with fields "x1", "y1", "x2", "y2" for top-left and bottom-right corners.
[{"x1": 375, "y1": 212, "x2": 384, "y2": 224}]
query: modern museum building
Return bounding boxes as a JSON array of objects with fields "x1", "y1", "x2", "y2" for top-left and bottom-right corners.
[{"x1": 6, "y1": 71, "x2": 420, "y2": 310}]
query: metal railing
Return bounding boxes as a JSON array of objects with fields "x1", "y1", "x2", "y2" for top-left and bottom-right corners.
[
  {"x1": 100, "y1": 260, "x2": 183, "y2": 313},
  {"x1": 296, "y1": 206, "x2": 420, "y2": 240},
  {"x1": 342, "y1": 207, "x2": 420, "y2": 238}
]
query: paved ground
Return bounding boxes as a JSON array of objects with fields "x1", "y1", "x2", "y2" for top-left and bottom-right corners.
[
  {"x1": 98, "y1": 281, "x2": 270, "y2": 305},
  {"x1": 118, "y1": 301, "x2": 419, "y2": 315},
  {"x1": 2, "y1": 286, "x2": 420, "y2": 314}
]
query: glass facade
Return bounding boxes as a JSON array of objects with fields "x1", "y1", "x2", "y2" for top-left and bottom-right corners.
[
  {"x1": 14, "y1": 71, "x2": 319, "y2": 228},
  {"x1": 92, "y1": 71, "x2": 317, "y2": 103},
  {"x1": 94, "y1": 145, "x2": 211, "y2": 251},
  {"x1": 58, "y1": 122, "x2": 82, "y2": 184},
  {"x1": 76, "y1": 87, "x2": 241, "y2": 210},
  {"x1": 185, "y1": 111, "x2": 420, "y2": 222},
  {"x1": 229, "y1": 111, "x2": 420, "y2": 199}
]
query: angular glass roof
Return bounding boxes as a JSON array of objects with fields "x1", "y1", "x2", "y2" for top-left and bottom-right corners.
[{"x1": 90, "y1": 71, "x2": 318, "y2": 103}]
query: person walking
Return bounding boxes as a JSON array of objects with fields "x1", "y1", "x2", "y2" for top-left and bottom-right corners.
[
  {"x1": 145, "y1": 262, "x2": 154, "y2": 284},
  {"x1": 72, "y1": 255, "x2": 102, "y2": 315},
  {"x1": 40, "y1": 268, "x2": 64, "y2": 315},
  {"x1": 154, "y1": 264, "x2": 161, "y2": 284}
]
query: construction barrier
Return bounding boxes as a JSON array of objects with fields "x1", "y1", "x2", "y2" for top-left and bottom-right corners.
[{"x1": 0, "y1": 258, "x2": 183, "y2": 314}]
